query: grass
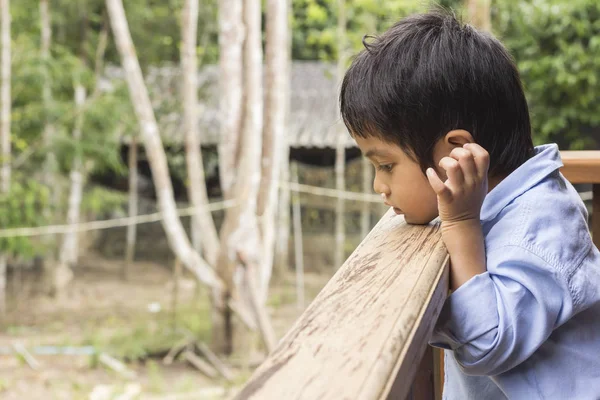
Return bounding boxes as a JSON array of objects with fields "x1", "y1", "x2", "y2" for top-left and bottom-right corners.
[{"x1": 82, "y1": 302, "x2": 212, "y2": 362}]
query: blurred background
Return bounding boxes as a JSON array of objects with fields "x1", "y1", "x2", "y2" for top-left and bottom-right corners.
[{"x1": 0, "y1": 0, "x2": 597, "y2": 398}]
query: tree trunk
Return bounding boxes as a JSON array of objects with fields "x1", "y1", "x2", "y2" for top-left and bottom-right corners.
[
  {"x1": 291, "y1": 163, "x2": 304, "y2": 311},
  {"x1": 334, "y1": 0, "x2": 347, "y2": 270},
  {"x1": 124, "y1": 136, "x2": 138, "y2": 280},
  {"x1": 274, "y1": 150, "x2": 290, "y2": 279},
  {"x1": 182, "y1": 0, "x2": 220, "y2": 266},
  {"x1": 217, "y1": 0, "x2": 244, "y2": 199},
  {"x1": 215, "y1": 0, "x2": 264, "y2": 354},
  {"x1": 105, "y1": 0, "x2": 221, "y2": 290},
  {"x1": 40, "y1": 0, "x2": 58, "y2": 208},
  {"x1": 58, "y1": 84, "x2": 86, "y2": 271},
  {"x1": 257, "y1": 0, "x2": 290, "y2": 302},
  {"x1": 466, "y1": 0, "x2": 491, "y2": 31},
  {"x1": 0, "y1": 0, "x2": 11, "y2": 317}
]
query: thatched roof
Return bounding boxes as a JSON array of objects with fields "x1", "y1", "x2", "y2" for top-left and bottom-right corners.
[{"x1": 102, "y1": 61, "x2": 356, "y2": 149}]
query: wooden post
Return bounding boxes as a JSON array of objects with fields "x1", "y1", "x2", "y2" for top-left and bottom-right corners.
[
  {"x1": 409, "y1": 345, "x2": 435, "y2": 400},
  {"x1": 291, "y1": 162, "x2": 304, "y2": 310},
  {"x1": 124, "y1": 137, "x2": 138, "y2": 280}
]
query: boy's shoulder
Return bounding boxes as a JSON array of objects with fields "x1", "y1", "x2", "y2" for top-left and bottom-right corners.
[{"x1": 486, "y1": 169, "x2": 592, "y2": 273}]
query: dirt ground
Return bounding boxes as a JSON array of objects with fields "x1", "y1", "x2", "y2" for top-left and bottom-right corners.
[{"x1": 0, "y1": 253, "x2": 330, "y2": 399}]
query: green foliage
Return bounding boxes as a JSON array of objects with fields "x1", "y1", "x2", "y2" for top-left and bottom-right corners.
[
  {"x1": 81, "y1": 185, "x2": 129, "y2": 216},
  {"x1": 292, "y1": 0, "x2": 425, "y2": 61},
  {"x1": 496, "y1": 0, "x2": 600, "y2": 148},
  {"x1": 0, "y1": 177, "x2": 49, "y2": 257},
  {"x1": 84, "y1": 304, "x2": 212, "y2": 361}
]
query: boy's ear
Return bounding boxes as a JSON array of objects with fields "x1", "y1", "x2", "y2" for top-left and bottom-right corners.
[{"x1": 444, "y1": 129, "x2": 474, "y2": 147}]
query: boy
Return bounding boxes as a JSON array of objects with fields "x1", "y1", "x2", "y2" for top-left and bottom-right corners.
[{"x1": 340, "y1": 11, "x2": 600, "y2": 399}]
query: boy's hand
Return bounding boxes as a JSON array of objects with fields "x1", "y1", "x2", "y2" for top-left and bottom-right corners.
[{"x1": 426, "y1": 143, "x2": 489, "y2": 224}]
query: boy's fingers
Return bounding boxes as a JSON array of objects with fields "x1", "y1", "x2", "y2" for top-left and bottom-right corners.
[
  {"x1": 464, "y1": 143, "x2": 490, "y2": 178},
  {"x1": 451, "y1": 147, "x2": 477, "y2": 183},
  {"x1": 439, "y1": 156, "x2": 464, "y2": 186},
  {"x1": 426, "y1": 168, "x2": 452, "y2": 201}
]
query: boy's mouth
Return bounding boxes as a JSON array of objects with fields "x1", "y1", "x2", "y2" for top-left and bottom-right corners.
[{"x1": 384, "y1": 202, "x2": 403, "y2": 215}]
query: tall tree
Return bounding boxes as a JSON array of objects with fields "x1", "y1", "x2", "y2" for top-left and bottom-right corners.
[
  {"x1": 257, "y1": 0, "x2": 290, "y2": 300},
  {"x1": 217, "y1": 0, "x2": 244, "y2": 199},
  {"x1": 59, "y1": 3, "x2": 91, "y2": 277},
  {"x1": 55, "y1": 82, "x2": 85, "y2": 292},
  {"x1": 0, "y1": 0, "x2": 11, "y2": 316},
  {"x1": 181, "y1": 0, "x2": 219, "y2": 266},
  {"x1": 334, "y1": 0, "x2": 347, "y2": 270},
  {"x1": 215, "y1": 0, "x2": 264, "y2": 353},
  {"x1": 105, "y1": 0, "x2": 221, "y2": 290}
]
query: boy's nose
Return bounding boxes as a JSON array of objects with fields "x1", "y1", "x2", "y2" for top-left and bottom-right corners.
[{"x1": 373, "y1": 178, "x2": 390, "y2": 197}]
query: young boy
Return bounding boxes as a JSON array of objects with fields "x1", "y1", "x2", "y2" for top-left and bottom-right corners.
[{"x1": 340, "y1": 11, "x2": 600, "y2": 399}]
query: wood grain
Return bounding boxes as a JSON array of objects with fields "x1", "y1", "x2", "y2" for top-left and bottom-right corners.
[
  {"x1": 560, "y1": 151, "x2": 600, "y2": 184},
  {"x1": 560, "y1": 151, "x2": 600, "y2": 248},
  {"x1": 234, "y1": 210, "x2": 449, "y2": 400}
]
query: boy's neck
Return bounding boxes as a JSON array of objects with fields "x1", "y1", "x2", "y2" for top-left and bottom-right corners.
[{"x1": 488, "y1": 174, "x2": 505, "y2": 193}]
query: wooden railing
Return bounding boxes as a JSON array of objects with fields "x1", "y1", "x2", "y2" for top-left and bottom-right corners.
[
  {"x1": 560, "y1": 151, "x2": 600, "y2": 248},
  {"x1": 235, "y1": 151, "x2": 598, "y2": 400},
  {"x1": 235, "y1": 211, "x2": 449, "y2": 400}
]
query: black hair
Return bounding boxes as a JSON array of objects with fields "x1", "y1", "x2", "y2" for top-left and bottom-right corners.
[{"x1": 340, "y1": 11, "x2": 533, "y2": 176}]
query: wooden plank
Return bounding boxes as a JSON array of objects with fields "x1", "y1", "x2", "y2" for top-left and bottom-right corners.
[
  {"x1": 560, "y1": 151, "x2": 600, "y2": 184},
  {"x1": 234, "y1": 210, "x2": 449, "y2": 400}
]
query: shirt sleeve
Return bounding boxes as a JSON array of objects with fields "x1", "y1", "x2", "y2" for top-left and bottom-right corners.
[{"x1": 429, "y1": 245, "x2": 576, "y2": 376}]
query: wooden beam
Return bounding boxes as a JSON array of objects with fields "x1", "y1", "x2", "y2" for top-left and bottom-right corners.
[
  {"x1": 560, "y1": 150, "x2": 600, "y2": 248},
  {"x1": 560, "y1": 151, "x2": 600, "y2": 184},
  {"x1": 234, "y1": 210, "x2": 449, "y2": 400}
]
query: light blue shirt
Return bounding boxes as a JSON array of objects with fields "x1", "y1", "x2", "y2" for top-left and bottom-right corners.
[{"x1": 430, "y1": 144, "x2": 600, "y2": 399}]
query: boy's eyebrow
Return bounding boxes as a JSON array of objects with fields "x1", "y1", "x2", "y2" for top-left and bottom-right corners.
[{"x1": 364, "y1": 149, "x2": 393, "y2": 159}]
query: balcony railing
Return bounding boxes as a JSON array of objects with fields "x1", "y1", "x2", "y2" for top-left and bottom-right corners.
[{"x1": 235, "y1": 150, "x2": 599, "y2": 400}]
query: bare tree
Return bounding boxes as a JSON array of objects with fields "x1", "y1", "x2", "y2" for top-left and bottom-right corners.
[
  {"x1": 182, "y1": 0, "x2": 220, "y2": 266},
  {"x1": 217, "y1": 0, "x2": 244, "y2": 199},
  {"x1": 257, "y1": 0, "x2": 290, "y2": 301},
  {"x1": 105, "y1": 0, "x2": 221, "y2": 289},
  {"x1": 56, "y1": 82, "x2": 85, "y2": 291},
  {"x1": 466, "y1": 0, "x2": 491, "y2": 31},
  {"x1": 334, "y1": 0, "x2": 347, "y2": 270},
  {"x1": 215, "y1": 0, "x2": 264, "y2": 353},
  {"x1": 0, "y1": 0, "x2": 11, "y2": 316}
]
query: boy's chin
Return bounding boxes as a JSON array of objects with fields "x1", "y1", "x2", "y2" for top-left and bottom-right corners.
[{"x1": 403, "y1": 214, "x2": 438, "y2": 226}]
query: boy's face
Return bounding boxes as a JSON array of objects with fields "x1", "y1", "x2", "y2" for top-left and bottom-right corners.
[{"x1": 355, "y1": 135, "x2": 443, "y2": 225}]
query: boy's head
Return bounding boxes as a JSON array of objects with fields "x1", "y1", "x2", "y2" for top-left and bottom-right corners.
[{"x1": 340, "y1": 11, "x2": 533, "y2": 224}]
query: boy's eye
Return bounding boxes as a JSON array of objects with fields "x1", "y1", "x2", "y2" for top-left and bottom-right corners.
[{"x1": 377, "y1": 164, "x2": 394, "y2": 173}]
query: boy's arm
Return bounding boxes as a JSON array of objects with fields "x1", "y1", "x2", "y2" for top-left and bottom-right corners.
[
  {"x1": 426, "y1": 144, "x2": 574, "y2": 376},
  {"x1": 426, "y1": 143, "x2": 488, "y2": 290}
]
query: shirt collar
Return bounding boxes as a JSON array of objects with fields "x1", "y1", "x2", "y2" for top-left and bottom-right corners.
[{"x1": 480, "y1": 144, "x2": 563, "y2": 222}]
